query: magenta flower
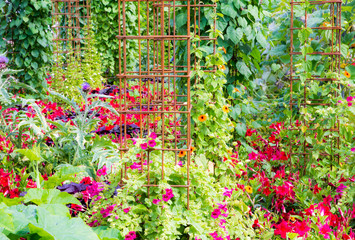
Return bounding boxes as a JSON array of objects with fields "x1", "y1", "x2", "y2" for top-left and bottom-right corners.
[
  {"x1": 100, "y1": 204, "x2": 116, "y2": 218},
  {"x1": 162, "y1": 188, "x2": 174, "y2": 202},
  {"x1": 336, "y1": 184, "x2": 347, "y2": 193},
  {"x1": 248, "y1": 151, "x2": 258, "y2": 160},
  {"x1": 347, "y1": 96, "x2": 353, "y2": 102},
  {"x1": 223, "y1": 187, "x2": 233, "y2": 198},
  {"x1": 178, "y1": 161, "x2": 183, "y2": 167},
  {"x1": 211, "y1": 208, "x2": 221, "y2": 219},
  {"x1": 348, "y1": 102, "x2": 353, "y2": 107},
  {"x1": 148, "y1": 139, "x2": 156, "y2": 148},
  {"x1": 318, "y1": 223, "x2": 332, "y2": 239},
  {"x1": 131, "y1": 139, "x2": 137, "y2": 145},
  {"x1": 140, "y1": 143, "x2": 148, "y2": 150},
  {"x1": 123, "y1": 207, "x2": 131, "y2": 213},
  {"x1": 150, "y1": 132, "x2": 157, "y2": 139},
  {"x1": 152, "y1": 199, "x2": 161, "y2": 205},
  {"x1": 125, "y1": 231, "x2": 137, "y2": 240},
  {"x1": 351, "y1": 148, "x2": 355, "y2": 152},
  {"x1": 97, "y1": 165, "x2": 107, "y2": 177},
  {"x1": 338, "y1": 100, "x2": 342, "y2": 103}
]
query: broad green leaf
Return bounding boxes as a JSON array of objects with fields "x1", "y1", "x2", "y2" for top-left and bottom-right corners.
[
  {"x1": 24, "y1": 189, "x2": 81, "y2": 206},
  {"x1": 29, "y1": 207, "x2": 100, "y2": 240},
  {"x1": 227, "y1": 27, "x2": 243, "y2": 44},
  {"x1": 92, "y1": 226, "x2": 123, "y2": 240},
  {"x1": 236, "y1": 61, "x2": 252, "y2": 79}
]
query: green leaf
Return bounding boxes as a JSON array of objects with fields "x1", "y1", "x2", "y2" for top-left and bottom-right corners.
[
  {"x1": 15, "y1": 145, "x2": 41, "y2": 162},
  {"x1": 248, "y1": 5, "x2": 258, "y2": 20},
  {"x1": 92, "y1": 226, "x2": 123, "y2": 240},
  {"x1": 230, "y1": 105, "x2": 241, "y2": 120},
  {"x1": 256, "y1": 31, "x2": 267, "y2": 48},
  {"x1": 24, "y1": 189, "x2": 81, "y2": 206},
  {"x1": 236, "y1": 61, "x2": 252, "y2": 79},
  {"x1": 236, "y1": 123, "x2": 247, "y2": 136},
  {"x1": 221, "y1": 3, "x2": 238, "y2": 18},
  {"x1": 29, "y1": 207, "x2": 100, "y2": 240},
  {"x1": 227, "y1": 27, "x2": 243, "y2": 44}
]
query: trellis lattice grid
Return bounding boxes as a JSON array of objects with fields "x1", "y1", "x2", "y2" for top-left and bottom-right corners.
[
  {"x1": 116, "y1": 0, "x2": 216, "y2": 209},
  {"x1": 289, "y1": 0, "x2": 342, "y2": 173}
]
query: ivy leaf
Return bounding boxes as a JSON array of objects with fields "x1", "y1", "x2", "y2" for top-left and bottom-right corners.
[
  {"x1": 236, "y1": 123, "x2": 247, "y2": 137},
  {"x1": 227, "y1": 27, "x2": 243, "y2": 44},
  {"x1": 248, "y1": 5, "x2": 259, "y2": 20},
  {"x1": 237, "y1": 17, "x2": 248, "y2": 29},
  {"x1": 256, "y1": 31, "x2": 267, "y2": 48},
  {"x1": 236, "y1": 61, "x2": 252, "y2": 79},
  {"x1": 230, "y1": 105, "x2": 241, "y2": 120},
  {"x1": 221, "y1": 3, "x2": 238, "y2": 18}
]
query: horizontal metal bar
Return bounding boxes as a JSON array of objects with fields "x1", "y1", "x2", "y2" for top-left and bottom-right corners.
[
  {"x1": 116, "y1": 35, "x2": 190, "y2": 40},
  {"x1": 290, "y1": 0, "x2": 342, "y2": 5},
  {"x1": 290, "y1": 52, "x2": 341, "y2": 55}
]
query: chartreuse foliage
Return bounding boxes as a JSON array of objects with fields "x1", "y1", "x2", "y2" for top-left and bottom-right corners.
[
  {"x1": 82, "y1": 142, "x2": 267, "y2": 239},
  {"x1": 0, "y1": 189, "x2": 123, "y2": 240},
  {"x1": 0, "y1": 0, "x2": 53, "y2": 89},
  {"x1": 52, "y1": 28, "x2": 104, "y2": 102}
]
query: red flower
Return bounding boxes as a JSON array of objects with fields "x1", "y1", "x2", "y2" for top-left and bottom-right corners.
[
  {"x1": 274, "y1": 220, "x2": 292, "y2": 239},
  {"x1": 26, "y1": 179, "x2": 37, "y2": 188}
]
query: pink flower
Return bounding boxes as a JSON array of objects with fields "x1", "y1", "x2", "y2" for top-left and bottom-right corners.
[
  {"x1": 336, "y1": 184, "x2": 347, "y2": 193},
  {"x1": 123, "y1": 207, "x2": 131, "y2": 213},
  {"x1": 178, "y1": 161, "x2": 184, "y2": 167},
  {"x1": 125, "y1": 231, "x2": 137, "y2": 240},
  {"x1": 248, "y1": 151, "x2": 258, "y2": 160},
  {"x1": 131, "y1": 139, "x2": 137, "y2": 145},
  {"x1": 150, "y1": 132, "x2": 157, "y2": 139},
  {"x1": 318, "y1": 224, "x2": 332, "y2": 239},
  {"x1": 217, "y1": 203, "x2": 228, "y2": 212},
  {"x1": 148, "y1": 139, "x2": 156, "y2": 148},
  {"x1": 100, "y1": 204, "x2": 116, "y2": 218},
  {"x1": 294, "y1": 220, "x2": 311, "y2": 237},
  {"x1": 348, "y1": 102, "x2": 353, "y2": 107},
  {"x1": 223, "y1": 187, "x2": 233, "y2": 198},
  {"x1": 347, "y1": 96, "x2": 353, "y2": 102},
  {"x1": 338, "y1": 100, "x2": 342, "y2": 103},
  {"x1": 211, "y1": 208, "x2": 221, "y2": 219},
  {"x1": 140, "y1": 143, "x2": 148, "y2": 150},
  {"x1": 351, "y1": 148, "x2": 355, "y2": 152},
  {"x1": 152, "y1": 199, "x2": 161, "y2": 205},
  {"x1": 97, "y1": 165, "x2": 107, "y2": 177}
]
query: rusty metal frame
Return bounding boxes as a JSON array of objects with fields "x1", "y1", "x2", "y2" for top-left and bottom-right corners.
[
  {"x1": 117, "y1": 0, "x2": 216, "y2": 209},
  {"x1": 52, "y1": 0, "x2": 91, "y2": 60},
  {"x1": 289, "y1": 0, "x2": 341, "y2": 173}
]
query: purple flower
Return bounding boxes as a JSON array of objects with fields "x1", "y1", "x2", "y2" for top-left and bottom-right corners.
[
  {"x1": 140, "y1": 143, "x2": 148, "y2": 150},
  {"x1": 336, "y1": 184, "x2": 347, "y2": 193},
  {"x1": 148, "y1": 139, "x2": 156, "y2": 148},
  {"x1": 0, "y1": 56, "x2": 9, "y2": 63},
  {"x1": 150, "y1": 132, "x2": 157, "y2": 139},
  {"x1": 82, "y1": 82, "x2": 90, "y2": 92}
]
